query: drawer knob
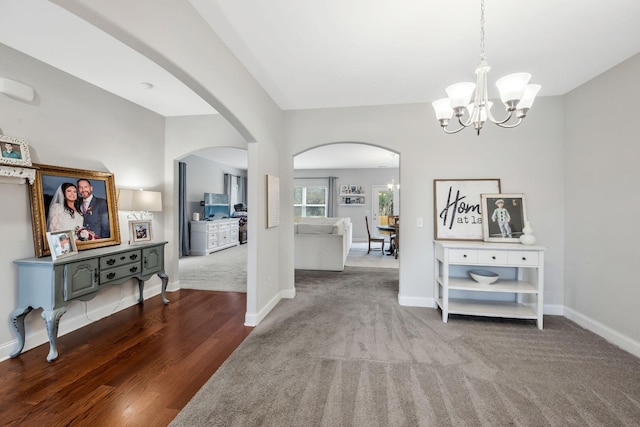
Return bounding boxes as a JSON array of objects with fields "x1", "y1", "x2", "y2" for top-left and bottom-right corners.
[
  {"x1": 130, "y1": 254, "x2": 138, "y2": 260},
  {"x1": 522, "y1": 257, "x2": 527, "y2": 261},
  {"x1": 106, "y1": 259, "x2": 116, "y2": 265},
  {"x1": 130, "y1": 266, "x2": 138, "y2": 273},
  {"x1": 463, "y1": 254, "x2": 467, "y2": 258},
  {"x1": 492, "y1": 256, "x2": 496, "y2": 260},
  {"x1": 107, "y1": 272, "x2": 116, "y2": 279}
]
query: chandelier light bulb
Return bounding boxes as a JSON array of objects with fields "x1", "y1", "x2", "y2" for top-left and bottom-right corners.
[{"x1": 432, "y1": 0, "x2": 540, "y2": 135}]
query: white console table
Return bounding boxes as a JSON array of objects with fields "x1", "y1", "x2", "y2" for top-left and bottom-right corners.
[
  {"x1": 434, "y1": 241, "x2": 546, "y2": 329},
  {"x1": 11, "y1": 241, "x2": 168, "y2": 362},
  {"x1": 190, "y1": 219, "x2": 240, "y2": 256}
]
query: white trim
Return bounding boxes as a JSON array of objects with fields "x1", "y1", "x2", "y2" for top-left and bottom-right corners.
[
  {"x1": 543, "y1": 304, "x2": 564, "y2": 316},
  {"x1": 398, "y1": 294, "x2": 434, "y2": 308},
  {"x1": 244, "y1": 287, "x2": 296, "y2": 327},
  {"x1": 564, "y1": 306, "x2": 640, "y2": 358}
]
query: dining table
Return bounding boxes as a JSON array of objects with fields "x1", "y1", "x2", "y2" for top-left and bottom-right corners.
[{"x1": 376, "y1": 224, "x2": 397, "y2": 256}]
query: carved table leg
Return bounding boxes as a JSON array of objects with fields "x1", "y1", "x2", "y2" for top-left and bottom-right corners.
[
  {"x1": 41, "y1": 308, "x2": 67, "y2": 362},
  {"x1": 137, "y1": 278, "x2": 144, "y2": 303},
  {"x1": 158, "y1": 271, "x2": 169, "y2": 304},
  {"x1": 9, "y1": 306, "x2": 33, "y2": 358}
]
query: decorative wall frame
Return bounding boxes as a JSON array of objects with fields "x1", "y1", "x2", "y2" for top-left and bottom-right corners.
[
  {"x1": 129, "y1": 220, "x2": 152, "y2": 244},
  {"x1": 46, "y1": 230, "x2": 78, "y2": 261},
  {"x1": 28, "y1": 164, "x2": 121, "y2": 257},
  {"x1": 0, "y1": 135, "x2": 32, "y2": 167},
  {"x1": 433, "y1": 178, "x2": 501, "y2": 240},
  {"x1": 266, "y1": 174, "x2": 280, "y2": 228},
  {"x1": 481, "y1": 193, "x2": 527, "y2": 243}
]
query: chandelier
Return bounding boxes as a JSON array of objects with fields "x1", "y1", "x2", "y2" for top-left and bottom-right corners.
[
  {"x1": 432, "y1": 0, "x2": 540, "y2": 135},
  {"x1": 387, "y1": 153, "x2": 399, "y2": 191}
]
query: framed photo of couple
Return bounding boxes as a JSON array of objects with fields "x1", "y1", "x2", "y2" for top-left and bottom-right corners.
[
  {"x1": 28, "y1": 164, "x2": 121, "y2": 257},
  {"x1": 129, "y1": 220, "x2": 152, "y2": 244}
]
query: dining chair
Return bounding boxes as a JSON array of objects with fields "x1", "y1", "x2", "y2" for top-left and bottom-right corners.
[
  {"x1": 391, "y1": 216, "x2": 399, "y2": 259},
  {"x1": 365, "y1": 216, "x2": 385, "y2": 254}
]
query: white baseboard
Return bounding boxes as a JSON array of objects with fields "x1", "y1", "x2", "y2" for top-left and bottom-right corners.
[
  {"x1": 244, "y1": 287, "x2": 296, "y2": 327},
  {"x1": 543, "y1": 304, "x2": 564, "y2": 316},
  {"x1": 564, "y1": 306, "x2": 640, "y2": 358},
  {"x1": 398, "y1": 294, "x2": 435, "y2": 308}
]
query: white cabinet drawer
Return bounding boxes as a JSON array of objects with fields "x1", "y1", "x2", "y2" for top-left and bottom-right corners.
[
  {"x1": 449, "y1": 249, "x2": 477, "y2": 263},
  {"x1": 508, "y1": 251, "x2": 539, "y2": 266},
  {"x1": 477, "y1": 250, "x2": 508, "y2": 265},
  {"x1": 206, "y1": 223, "x2": 218, "y2": 232}
]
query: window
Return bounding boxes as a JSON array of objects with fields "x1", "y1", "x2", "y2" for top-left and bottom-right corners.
[{"x1": 294, "y1": 186, "x2": 327, "y2": 218}]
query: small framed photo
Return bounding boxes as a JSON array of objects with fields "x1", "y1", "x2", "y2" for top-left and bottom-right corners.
[
  {"x1": 350, "y1": 185, "x2": 358, "y2": 194},
  {"x1": 0, "y1": 135, "x2": 32, "y2": 167},
  {"x1": 481, "y1": 193, "x2": 527, "y2": 243},
  {"x1": 46, "y1": 230, "x2": 78, "y2": 260},
  {"x1": 129, "y1": 220, "x2": 152, "y2": 244},
  {"x1": 340, "y1": 184, "x2": 349, "y2": 194}
]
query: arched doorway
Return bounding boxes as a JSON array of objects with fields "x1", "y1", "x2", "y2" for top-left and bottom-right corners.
[{"x1": 293, "y1": 142, "x2": 400, "y2": 269}]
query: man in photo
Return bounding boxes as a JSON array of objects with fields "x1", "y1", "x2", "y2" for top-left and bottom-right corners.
[
  {"x1": 77, "y1": 178, "x2": 110, "y2": 238},
  {"x1": 1, "y1": 142, "x2": 21, "y2": 159}
]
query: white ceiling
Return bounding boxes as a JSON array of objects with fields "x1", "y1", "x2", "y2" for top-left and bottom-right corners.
[{"x1": 2, "y1": 0, "x2": 640, "y2": 169}]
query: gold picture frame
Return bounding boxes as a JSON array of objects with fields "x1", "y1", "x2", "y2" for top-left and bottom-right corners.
[{"x1": 28, "y1": 164, "x2": 121, "y2": 257}]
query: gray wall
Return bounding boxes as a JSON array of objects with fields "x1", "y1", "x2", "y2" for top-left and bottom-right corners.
[
  {"x1": 0, "y1": 43, "x2": 166, "y2": 354},
  {"x1": 285, "y1": 99, "x2": 566, "y2": 316},
  {"x1": 564, "y1": 53, "x2": 640, "y2": 349}
]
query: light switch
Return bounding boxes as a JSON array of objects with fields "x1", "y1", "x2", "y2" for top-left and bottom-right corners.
[{"x1": 417, "y1": 217, "x2": 424, "y2": 228}]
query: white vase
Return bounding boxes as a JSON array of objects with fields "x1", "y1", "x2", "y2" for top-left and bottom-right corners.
[{"x1": 519, "y1": 221, "x2": 536, "y2": 245}]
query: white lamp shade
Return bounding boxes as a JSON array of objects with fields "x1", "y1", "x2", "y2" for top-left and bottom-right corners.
[
  {"x1": 495, "y1": 73, "x2": 531, "y2": 104},
  {"x1": 117, "y1": 189, "x2": 134, "y2": 211},
  {"x1": 132, "y1": 190, "x2": 162, "y2": 212},
  {"x1": 432, "y1": 98, "x2": 454, "y2": 120},
  {"x1": 516, "y1": 84, "x2": 541, "y2": 109},
  {"x1": 445, "y1": 82, "x2": 476, "y2": 109}
]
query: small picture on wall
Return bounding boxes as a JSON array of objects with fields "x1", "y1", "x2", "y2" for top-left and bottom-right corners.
[
  {"x1": 0, "y1": 135, "x2": 32, "y2": 167},
  {"x1": 340, "y1": 184, "x2": 349, "y2": 194},
  {"x1": 481, "y1": 193, "x2": 527, "y2": 243}
]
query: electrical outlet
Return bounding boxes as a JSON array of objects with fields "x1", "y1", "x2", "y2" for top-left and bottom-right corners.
[{"x1": 417, "y1": 217, "x2": 424, "y2": 228}]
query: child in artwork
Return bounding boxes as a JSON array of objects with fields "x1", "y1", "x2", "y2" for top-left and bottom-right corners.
[{"x1": 491, "y1": 199, "x2": 512, "y2": 238}]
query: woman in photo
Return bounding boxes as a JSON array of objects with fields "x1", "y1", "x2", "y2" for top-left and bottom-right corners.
[{"x1": 47, "y1": 182, "x2": 84, "y2": 232}]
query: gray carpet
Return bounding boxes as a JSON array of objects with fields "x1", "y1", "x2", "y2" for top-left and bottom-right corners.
[
  {"x1": 179, "y1": 244, "x2": 247, "y2": 292},
  {"x1": 171, "y1": 267, "x2": 640, "y2": 426}
]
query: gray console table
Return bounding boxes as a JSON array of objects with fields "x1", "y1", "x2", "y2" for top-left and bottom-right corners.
[{"x1": 11, "y1": 241, "x2": 169, "y2": 362}]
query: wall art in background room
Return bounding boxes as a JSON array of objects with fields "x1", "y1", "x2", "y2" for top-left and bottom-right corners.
[
  {"x1": 28, "y1": 164, "x2": 121, "y2": 257},
  {"x1": 481, "y1": 193, "x2": 527, "y2": 243},
  {"x1": 433, "y1": 178, "x2": 501, "y2": 240}
]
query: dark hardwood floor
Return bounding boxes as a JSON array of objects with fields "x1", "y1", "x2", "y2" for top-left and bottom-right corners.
[{"x1": 0, "y1": 289, "x2": 253, "y2": 426}]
